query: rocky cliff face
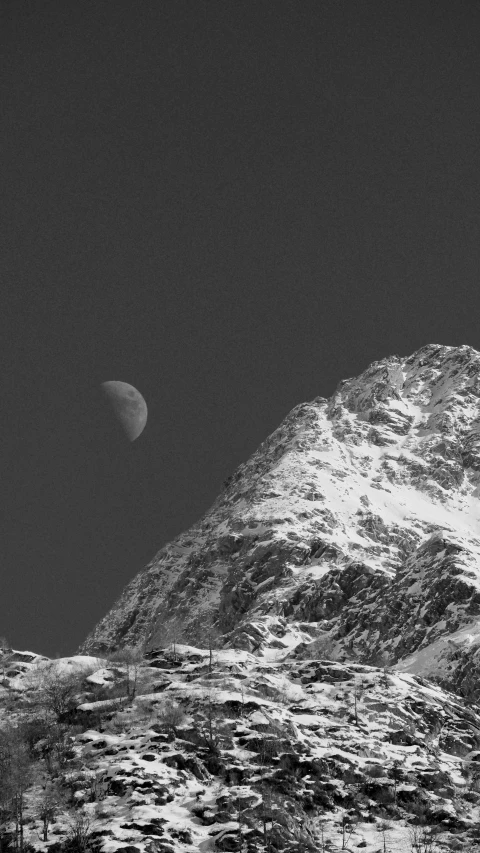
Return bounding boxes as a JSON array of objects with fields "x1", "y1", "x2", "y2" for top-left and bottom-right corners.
[{"x1": 81, "y1": 344, "x2": 480, "y2": 692}]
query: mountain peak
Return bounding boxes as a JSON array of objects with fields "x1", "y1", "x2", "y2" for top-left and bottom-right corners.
[{"x1": 81, "y1": 344, "x2": 480, "y2": 695}]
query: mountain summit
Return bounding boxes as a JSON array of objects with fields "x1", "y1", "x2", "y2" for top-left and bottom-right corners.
[{"x1": 82, "y1": 344, "x2": 480, "y2": 694}]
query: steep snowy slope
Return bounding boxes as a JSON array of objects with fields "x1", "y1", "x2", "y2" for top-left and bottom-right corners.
[{"x1": 81, "y1": 344, "x2": 480, "y2": 687}]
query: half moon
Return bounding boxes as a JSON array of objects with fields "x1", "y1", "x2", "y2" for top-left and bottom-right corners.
[{"x1": 101, "y1": 381, "x2": 148, "y2": 441}]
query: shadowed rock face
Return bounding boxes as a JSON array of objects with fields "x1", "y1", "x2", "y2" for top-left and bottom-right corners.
[{"x1": 81, "y1": 344, "x2": 480, "y2": 686}]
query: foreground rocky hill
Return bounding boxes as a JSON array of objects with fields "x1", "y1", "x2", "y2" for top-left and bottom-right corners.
[
  {"x1": 3, "y1": 644, "x2": 480, "y2": 852},
  {"x1": 82, "y1": 344, "x2": 480, "y2": 697}
]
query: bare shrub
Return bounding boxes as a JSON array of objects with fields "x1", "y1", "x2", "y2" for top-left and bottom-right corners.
[
  {"x1": 157, "y1": 699, "x2": 185, "y2": 736},
  {"x1": 44, "y1": 724, "x2": 78, "y2": 774},
  {"x1": 65, "y1": 810, "x2": 95, "y2": 853},
  {"x1": 131, "y1": 696, "x2": 155, "y2": 720},
  {"x1": 102, "y1": 711, "x2": 132, "y2": 735},
  {"x1": 24, "y1": 662, "x2": 85, "y2": 719},
  {"x1": 17, "y1": 716, "x2": 52, "y2": 756},
  {"x1": 409, "y1": 825, "x2": 439, "y2": 853}
]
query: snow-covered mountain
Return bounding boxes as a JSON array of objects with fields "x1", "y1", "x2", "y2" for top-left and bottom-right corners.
[
  {"x1": 82, "y1": 343, "x2": 480, "y2": 695},
  {"x1": 7, "y1": 344, "x2": 480, "y2": 853}
]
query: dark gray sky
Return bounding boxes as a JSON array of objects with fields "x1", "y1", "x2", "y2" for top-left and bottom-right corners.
[{"x1": 2, "y1": 0, "x2": 480, "y2": 655}]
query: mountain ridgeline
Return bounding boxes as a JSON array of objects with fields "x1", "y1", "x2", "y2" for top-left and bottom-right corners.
[{"x1": 81, "y1": 344, "x2": 480, "y2": 697}]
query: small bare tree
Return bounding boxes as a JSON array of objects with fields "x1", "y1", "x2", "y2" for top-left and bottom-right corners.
[
  {"x1": 377, "y1": 820, "x2": 391, "y2": 853},
  {"x1": 207, "y1": 632, "x2": 215, "y2": 676},
  {"x1": 0, "y1": 726, "x2": 33, "y2": 852},
  {"x1": 205, "y1": 624, "x2": 221, "y2": 675},
  {"x1": 37, "y1": 781, "x2": 63, "y2": 842},
  {"x1": 44, "y1": 723, "x2": 76, "y2": 775},
  {"x1": 378, "y1": 651, "x2": 392, "y2": 687},
  {"x1": 352, "y1": 681, "x2": 366, "y2": 727},
  {"x1": 200, "y1": 686, "x2": 220, "y2": 751},
  {"x1": 340, "y1": 814, "x2": 353, "y2": 850},
  {"x1": 316, "y1": 817, "x2": 328, "y2": 853},
  {"x1": 260, "y1": 785, "x2": 282, "y2": 853},
  {"x1": 155, "y1": 615, "x2": 184, "y2": 661},
  {"x1": 239, "y1": 681, "x2": 246, "y2": 717},
  {"x1": 26, "y1": 662, "x2": 84, "y2": 719},
  {"x1": 107, "y1": 647, "x2": 144, "y2": 699}
]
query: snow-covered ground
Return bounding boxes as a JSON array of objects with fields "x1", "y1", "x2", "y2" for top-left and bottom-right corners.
[{"x1": 3, "y1": 644, "x2": 480, "y2": 851}]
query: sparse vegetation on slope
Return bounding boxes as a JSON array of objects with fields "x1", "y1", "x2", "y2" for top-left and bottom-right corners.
[{"x1": 1, "y1": 644, "x2": 480, "y2": 851}]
